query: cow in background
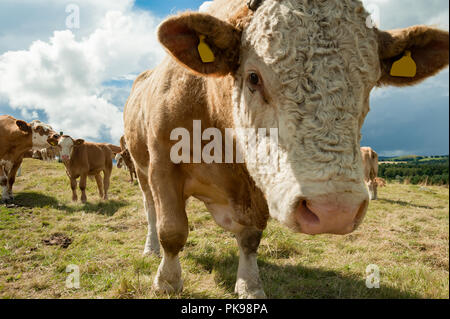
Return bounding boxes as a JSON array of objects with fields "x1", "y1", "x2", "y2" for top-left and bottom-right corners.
[
  {"x1": 58, "y1": 135, "x2": 113, "y2": 203},
  {"x1": 115, "y1": 150, "x2": 137, "y2": 183},
  {"x1": 375, "y1": 177, "x2": 386, "y2": 188},
  {"x1": 361, "y1": 147, "x2": 379, "y2": 200},
  {"x1": 115, "y1": 135, "x2": 137, "y2": 183},
  {"x1": 0, "y1": 115, "x2": 59, "y2": 203},
  {"x1": 16, "y1": 147, "x2": 60, "y2": 177},
  {"x1": 41, "y1": 146, "x2": 60, "y2": 161}
]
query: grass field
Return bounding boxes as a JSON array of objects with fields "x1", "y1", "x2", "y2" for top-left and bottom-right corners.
[{"x1": 0, "y1": 159, "x2": 448, "y2": 299}]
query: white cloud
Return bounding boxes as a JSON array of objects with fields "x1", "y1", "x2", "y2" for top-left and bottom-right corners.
[
  {"x1": 0, "y1": 0, "x2": 134, "y2": 54},
  {"x1": 362, "y1": 0, "x2": 449, "y2": 30},
  {"x1": 427, "y1": 9, "x2": 449, "y2": 31},
  {"x1": 0, "y1": 5, "x2": 165, "y2": 143},
  {"x1": 199, "y1": 1, "x2": 213, "y2": 13}
]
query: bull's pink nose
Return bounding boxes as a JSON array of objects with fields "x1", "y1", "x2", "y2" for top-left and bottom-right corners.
[{"x1": 295, "y1": 197, "x2": 368, "y2": 235}]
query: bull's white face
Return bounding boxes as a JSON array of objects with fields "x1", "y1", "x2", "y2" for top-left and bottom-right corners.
[
  {"x1": 232, "y1": 0, "x2": 378, "y2": 234},
  {"x1": 30, "y1": 120, "x2": 57, "y2": 150},
  {"x1": 58, "y1": 136, "x2": 74, "y2": 162}
]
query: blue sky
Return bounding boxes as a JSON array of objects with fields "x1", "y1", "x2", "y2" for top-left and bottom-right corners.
[
  {"x1": 134, "y1": 0, "x2": 207, "y2": 16},
  {"x1": 0, "y1": 0, "x2": 448, "y2": 156}
]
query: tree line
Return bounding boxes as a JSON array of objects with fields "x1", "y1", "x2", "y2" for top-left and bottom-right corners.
[{"x1": 378, "y1": 159, "x2": 449, "y2": 186}]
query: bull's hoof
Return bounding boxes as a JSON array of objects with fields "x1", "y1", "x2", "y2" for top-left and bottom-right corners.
[
  {"x1": 235, "y1": 281, "x2": 267, "y2": 299},
  {"x1": 152, "y1": 277, "x2": 183, "y2": 295},
  {"x1": 81, "y1": 198, "x2": 87, "y2": 204},
  {"x1": 72, "y1": 197, "x2": 78, "y2": 202}
]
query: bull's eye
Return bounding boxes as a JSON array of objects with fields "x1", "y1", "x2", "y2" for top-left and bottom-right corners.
[{"x1": 249, "y1": 73, "x2": 259, "y2": 86}]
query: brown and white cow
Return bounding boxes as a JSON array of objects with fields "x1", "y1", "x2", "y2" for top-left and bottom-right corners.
[
  {"x1": 115, "y1": 135, "x2": 137, "y2": 183},
  {"x1": 57, "y1": 136, "x2": 113, "y2": 203},
  {"x1": 115, "y1": 149, "x2": 137, "y2": 183},
  {"x1": 123, "y1": 0, "x2": 449, "y2": 298},
  {"x1": 361, "y1": 147, "x2": 379, "y2": 200},
  {"x1": 0, "y1": 115, "x2": 59, "y2": 203}
]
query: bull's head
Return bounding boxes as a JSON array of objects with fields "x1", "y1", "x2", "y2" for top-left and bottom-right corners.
[{"x1": 157, "y1": 0, "x2": 449, "y2": 235}]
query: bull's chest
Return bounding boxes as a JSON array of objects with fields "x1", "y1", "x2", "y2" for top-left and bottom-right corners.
[{"x1": 184, "y1": 176, "x2": 245, "y2": 234}]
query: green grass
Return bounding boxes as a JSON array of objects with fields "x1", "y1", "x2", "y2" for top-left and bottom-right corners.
[{"x1": 0, "y1": 159, "x2": 448, "y2": 299}]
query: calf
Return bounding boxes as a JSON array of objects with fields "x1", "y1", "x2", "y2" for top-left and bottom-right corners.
[
  {"x1": 115, "y1": 149, "x2": 137, "y2": 183},
  {"x1": 58, "y1": 136, "x2": 113, "y2": 203},
  {"x1": 124, "y1": 0, "x2": 449, "y2": 298},
  {"x1": 361, "y1": 147, "x2": 379, "y2": 200},
  {"x1": 0, "y1": 115, "x2": 59, "y2": 203}
]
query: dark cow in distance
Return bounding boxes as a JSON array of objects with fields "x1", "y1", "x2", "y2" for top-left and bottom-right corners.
[{"x1": 58, "y1": 135, "x2": 113, "y2": 203}]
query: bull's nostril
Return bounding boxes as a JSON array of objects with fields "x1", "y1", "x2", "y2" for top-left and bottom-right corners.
[{"x1": 298, "y1": 201, "x2": 320, "y2": 225}]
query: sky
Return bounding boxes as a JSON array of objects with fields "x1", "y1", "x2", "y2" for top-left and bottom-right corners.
[{"x1": 0, "y1": 0, "x2": 448, "y2": 156}]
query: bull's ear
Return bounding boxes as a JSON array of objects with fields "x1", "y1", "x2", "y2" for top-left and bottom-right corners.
[
  {"x1": 377, "y1": 26, "x2": 449, "y2": 86},
  {"x1": 74, "y1": 139, "x2": 84, "y2": 146},
  {"x1": 157, "y1": 12, "x2": 242, "y2": 77},
  {"x1": 16, "y1": 120, "x2": 31, "y2": 133}
]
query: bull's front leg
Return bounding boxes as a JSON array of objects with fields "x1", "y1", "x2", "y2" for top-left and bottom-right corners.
[
  {"x1": 235, "y1": 228, "x2": 266, "y2": 299},
  {"x1": 79, "y1": 174, "x2": 87, "y2": 203},
  {"x1": 136, "y1": 168, "x2": 160, "y2": 256},
  {"x1": 150, "y1": 162, "x2": 187, "y2": 294}
]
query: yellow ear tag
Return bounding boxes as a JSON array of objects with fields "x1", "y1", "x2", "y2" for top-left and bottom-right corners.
[
  {"x1": 390, "y1": 50, "x2": 417, "y2": 78},
  {"x1": 198, "y1": 35, "x2": 215, "y2": 63}
]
